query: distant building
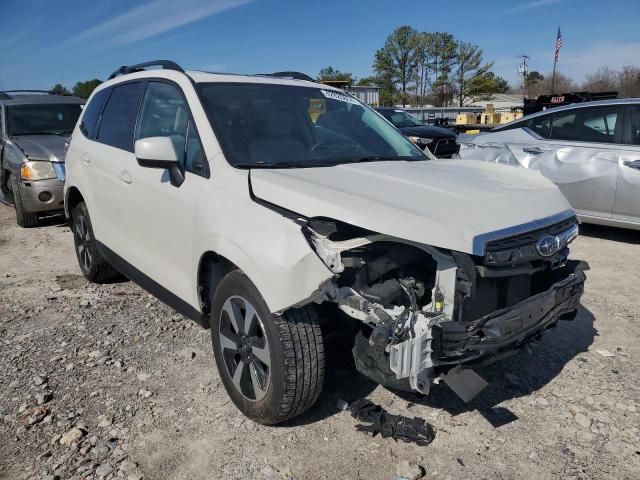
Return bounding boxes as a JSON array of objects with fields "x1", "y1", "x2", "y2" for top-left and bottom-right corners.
[
  {"x1": 319, "y1": 80, "x2": 380, "y2": 106},
  {"x1": 347, "y1": 86, "x2": 380, "y2": 106},
  {"x1": 469, "y1": 93, "x2": 523, "y2": 110}
]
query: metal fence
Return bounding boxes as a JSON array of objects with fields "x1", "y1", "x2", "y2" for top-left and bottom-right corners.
[{"x1": 403, "y1": 107, "x2": 484, "y2": 124}]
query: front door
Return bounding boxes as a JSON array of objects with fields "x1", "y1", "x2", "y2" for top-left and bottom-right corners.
[
  {"x1": 522, "y1": 105, "x2": 621, "y2": 219},
  {"x1": 612, "y1": 105, "x2": 640, "y2": 225},
  {"x1": 118, "y1": 80, "x2": 208, "y2": 304}
]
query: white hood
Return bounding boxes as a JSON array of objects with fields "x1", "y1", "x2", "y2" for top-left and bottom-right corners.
[{"x1": 250, "y1": 159, "x2": 573, "y2": 255}]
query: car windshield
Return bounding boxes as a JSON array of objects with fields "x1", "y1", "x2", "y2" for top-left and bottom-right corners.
[
  {"x1": 6, "y1": 103, "x2": 82, "y2": 136},
  {"x1": 382, "y1": 110, "x2": 424, "y2": 128},
  {"x1": 197, "y1": 83, "x2": 427, "y2": 168}
]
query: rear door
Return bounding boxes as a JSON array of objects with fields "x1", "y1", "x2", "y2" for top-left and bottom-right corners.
[
  {"x1": 118, "y1": 80, "x2": 208, "y2": 303},
  {"x1": 612, "y1": 105, "x2": 640, "y2": 224},
  {"x1": 88, "y1": 82, "x2": 144, "y2": 253}
]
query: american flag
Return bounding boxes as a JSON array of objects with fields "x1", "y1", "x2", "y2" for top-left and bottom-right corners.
[{"x1": 554, "y1": 27, "x2": 563, "y2": 63}]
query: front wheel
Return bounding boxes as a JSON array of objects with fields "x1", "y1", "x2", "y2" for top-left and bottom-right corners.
[
  {"x1": 71, "y1": 202, "x2": 120, "y2": 283},
  {"x1": 10, "y1": 174, "x2": 38, "y2": 228},
  {"x1": 210, "y1": 271, "x2": 325, "y2": 424}
]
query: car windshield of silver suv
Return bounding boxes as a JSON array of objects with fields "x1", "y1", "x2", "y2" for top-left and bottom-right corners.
[{"x1": 7, "y1": 103, "x2": 81, "y2": 136}]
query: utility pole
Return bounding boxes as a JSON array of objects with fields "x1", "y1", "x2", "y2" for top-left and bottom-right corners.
[{"x1": 518, "y1": 55, "x2": 529, "y2": 103}]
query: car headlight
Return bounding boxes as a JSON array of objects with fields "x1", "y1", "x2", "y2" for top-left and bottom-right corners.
[
  {"x1": 20, "y1": 161, "x2": 57, "y2": 181},
  {"x1": 407, "y1": 136, "x2": 433, "y2": 145}
]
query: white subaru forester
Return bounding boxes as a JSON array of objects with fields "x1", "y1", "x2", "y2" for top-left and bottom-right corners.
[{"x1": 64, "y1": 61, "x2": 588, "y2": 424}]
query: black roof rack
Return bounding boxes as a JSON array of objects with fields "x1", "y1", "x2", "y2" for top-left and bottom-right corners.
[
  {"x1": 108, "y1": 60, "x2": 185, "y2": 80},
  {"x1": 260, "y1": 71, "x2": 314, "y2": 82},
  {"x1": 0, "y1": 89, "x2": 73, "y2": 100}
]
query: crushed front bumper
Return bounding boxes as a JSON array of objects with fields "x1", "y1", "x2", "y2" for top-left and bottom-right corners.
[
  {"x1": 383, "y1": 260, "x2": 588, "y2": 395},
  {"x1": 434, "y1": 260, "x2": 588, "y2": 367}
]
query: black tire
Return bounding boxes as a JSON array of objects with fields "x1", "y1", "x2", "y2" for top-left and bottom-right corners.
[
  {"x1": 210, "y1": 270, "x2": 325, "y2": 425},
  {"x1": 10, "y1": 174, "x2": 38, "y2": 228},
  {"x1": 71, "y1": 202, "x2": 120, "y2": 283}
]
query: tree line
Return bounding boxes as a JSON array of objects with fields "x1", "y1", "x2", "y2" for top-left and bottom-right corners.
[
  {"x1": 316, "y1": 25, "x2": 640, "y2": 107},
  {"x1": 49, "y1": 79, "x2": 101, "y2": 99},
  {"x1": 317, "y1": 26, "x2": 509, "y2": 107}
]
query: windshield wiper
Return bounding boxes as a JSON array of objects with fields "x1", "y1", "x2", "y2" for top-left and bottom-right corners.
[
  {"x1": 348, "y1": 156, "x2": 422, "y2": 163},
  {"x1": 234, "y1": 161, "x2": 332, "y2": 169}
]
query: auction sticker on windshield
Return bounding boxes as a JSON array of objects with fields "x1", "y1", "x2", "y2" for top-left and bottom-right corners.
[{"x1": 320, "y1": 89, "x2": 359, "y2": 105}]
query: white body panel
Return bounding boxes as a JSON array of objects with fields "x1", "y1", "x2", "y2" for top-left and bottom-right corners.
[
  {"x1": 65, "y1": 69, "x2": 574, "y2": 315},
  {"x1": 251, "y1": 159, "x2": 572, "y2": 255}
]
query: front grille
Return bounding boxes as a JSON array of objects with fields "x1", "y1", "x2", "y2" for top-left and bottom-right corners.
[{"x1": 484, "y1": 216, "x2": 578, "y2": 266}]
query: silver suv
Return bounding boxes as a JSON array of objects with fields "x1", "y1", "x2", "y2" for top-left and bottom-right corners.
[{"x1": 0, "y1": 90, "x2": 84, "y2": 227}]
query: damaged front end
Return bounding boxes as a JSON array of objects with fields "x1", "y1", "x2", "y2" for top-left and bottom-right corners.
[{"x1": 300, "y1": 215, "x2": 588, "y2": 401}]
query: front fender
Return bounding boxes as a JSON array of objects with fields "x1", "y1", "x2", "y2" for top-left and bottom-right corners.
[{"x1": 192, "y1": 212, "x2": 332, "y2": 314}]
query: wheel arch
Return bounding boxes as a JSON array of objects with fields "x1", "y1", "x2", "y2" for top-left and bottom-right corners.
[
  {"x1": 64, "y1": 186, "x2": 85, "y2": 223},
  {"x1": 197, "y1": 250, "x2": 238, "y2": 327}
]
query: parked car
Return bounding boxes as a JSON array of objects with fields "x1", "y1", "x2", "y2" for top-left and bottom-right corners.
[
  {"x1": 460, "y1": 99, "x2": 640, "y2": 230},
  {"x1": 64, "y1": 61, "x2": 587, "y2": 425},
  {"x1": 375, "y1": 107, "x2": 459, "y2": 158},
  {"x1": 0, "y1": 90, "x2": 84, "y2": 227}
]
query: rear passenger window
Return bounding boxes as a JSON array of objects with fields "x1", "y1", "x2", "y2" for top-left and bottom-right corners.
[
  {"x1": 80, "y1": 88, "x2": 109, "y2": 139},
  {"x1": 97, "y1": 82, "x2": 143, "y2": 151},
  {"x1": 629, "y1": 107, "x2": 640, "y2": 145},
  {"x1": 550, "y1": 107, "x2": 618, "y2": 143}
]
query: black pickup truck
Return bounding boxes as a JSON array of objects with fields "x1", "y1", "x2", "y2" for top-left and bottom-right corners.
[{"x1": 375, "y1": 107, "x2": 459, "y2": 158}]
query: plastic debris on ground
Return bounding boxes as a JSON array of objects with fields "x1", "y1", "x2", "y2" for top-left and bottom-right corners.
[{"x1": 340, "y1": 399, "x2": 436, "y2": 447}]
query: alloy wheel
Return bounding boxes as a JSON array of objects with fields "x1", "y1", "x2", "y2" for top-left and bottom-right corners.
[
  {"x1": 219, "y1": 295, "x2": 271, "y2": 401},
  {"x1": 75, "y1": 215, "x2": 92, "y2": 272}
]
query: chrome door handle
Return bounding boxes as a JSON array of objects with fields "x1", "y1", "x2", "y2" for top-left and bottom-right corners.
[
  {"x1": 82, "y1": 152, "x2": 91, "y2": 164},
  {"x1": 119, "y1": 171, "x2": 132, "y2": 184},
  {"x1": 623, "y1": 160, "x2": 640, "y2": 170},
  {"x1": 523, "y1": 146, "x2": 544, "y2": 154}
]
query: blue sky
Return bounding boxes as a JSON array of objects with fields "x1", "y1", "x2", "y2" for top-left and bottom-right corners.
[{"x1": 1, "y1": 0, "x2": 639, "y2": 91}]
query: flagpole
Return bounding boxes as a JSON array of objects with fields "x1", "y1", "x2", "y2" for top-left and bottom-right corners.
[{"x1": 551, "y1": 26, "x2": 561, "y2": 94}]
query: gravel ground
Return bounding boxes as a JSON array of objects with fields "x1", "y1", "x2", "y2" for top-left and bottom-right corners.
[{"x1": 1, "y1": 200, "x2": 639, "y2": 480}]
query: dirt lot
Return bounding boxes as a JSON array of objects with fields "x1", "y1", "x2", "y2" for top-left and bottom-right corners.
[{"x1": 1, "y1": 200, "x2": 639, "y2": 480}]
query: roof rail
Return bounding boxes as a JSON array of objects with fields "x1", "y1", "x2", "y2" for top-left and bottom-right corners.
[
  {"x1": 108, "y1": 60, "x2": 185, "y2": 80},
  {"x1": 0, "y1": 89, "x2": 74, "y2": 100},
  {"x1": 260, "y1": 71, "x2": 314, "y2": 82}
]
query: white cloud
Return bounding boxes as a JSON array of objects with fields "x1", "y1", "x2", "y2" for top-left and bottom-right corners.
[
  {"x1": 62, "y1": 0, "x2": 251, "y2": 49},
  {"x1": 508, "y1": 0, "x2": 565, "y2": 12}
]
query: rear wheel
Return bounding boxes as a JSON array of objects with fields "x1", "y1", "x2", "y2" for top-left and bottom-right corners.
[
  {"x1": 10, "y1": 174, "x2": 38, "y2": 228},
  {"x1": 210, "y1": 270, "x2": 325, "y2": 424},
  {"x1": 71, "y1": 202, "x2": 120, "y2": 283}
]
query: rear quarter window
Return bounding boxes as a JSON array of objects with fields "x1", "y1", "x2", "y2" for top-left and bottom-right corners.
[
  {"x1": 80, "y1": 88, "x2": 109, "y2": 139},
  {"x1": 96, "y1": 82, "x2": 144, "y2": 151}
]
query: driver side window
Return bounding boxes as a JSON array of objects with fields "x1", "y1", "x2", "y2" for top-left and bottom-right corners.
[{"x1": 136, "y1": 81, "x2": 207, "y2": 176}]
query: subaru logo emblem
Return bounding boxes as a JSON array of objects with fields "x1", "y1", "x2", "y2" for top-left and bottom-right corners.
[{"x1": 536, "y1": 235, "x2": 560, "y2": 257}]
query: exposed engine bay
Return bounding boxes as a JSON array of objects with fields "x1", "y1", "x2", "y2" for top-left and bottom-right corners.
[{"x1": 300, "y1": 216, "x2": 588, "y2": 400}]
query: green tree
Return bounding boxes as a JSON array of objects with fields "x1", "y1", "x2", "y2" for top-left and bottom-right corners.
[
  {"x1": 426, "y1": 32, "x2": 457, "y2": 106},
  {"x1": 453, "y1": 42, "x2": 494, "y2": 106},
  {"x1": 50, "y1": 83, "x2": 70, "y2": 95},
  {"x1": 524, "y1": 71, "x2": 544, "y2": 97},
  {"x1": 72, "y1": 79, "x2": 102, "y2": 99},
  {"x1": 317, "y1": 66, "x2": 352, "y2": 83},
  {"x1": 373, "y1": 26, "x2": 421, "y2": 106},
  {"x1": 489, "y1": 73, "x2": 510, "y2": 93}
]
